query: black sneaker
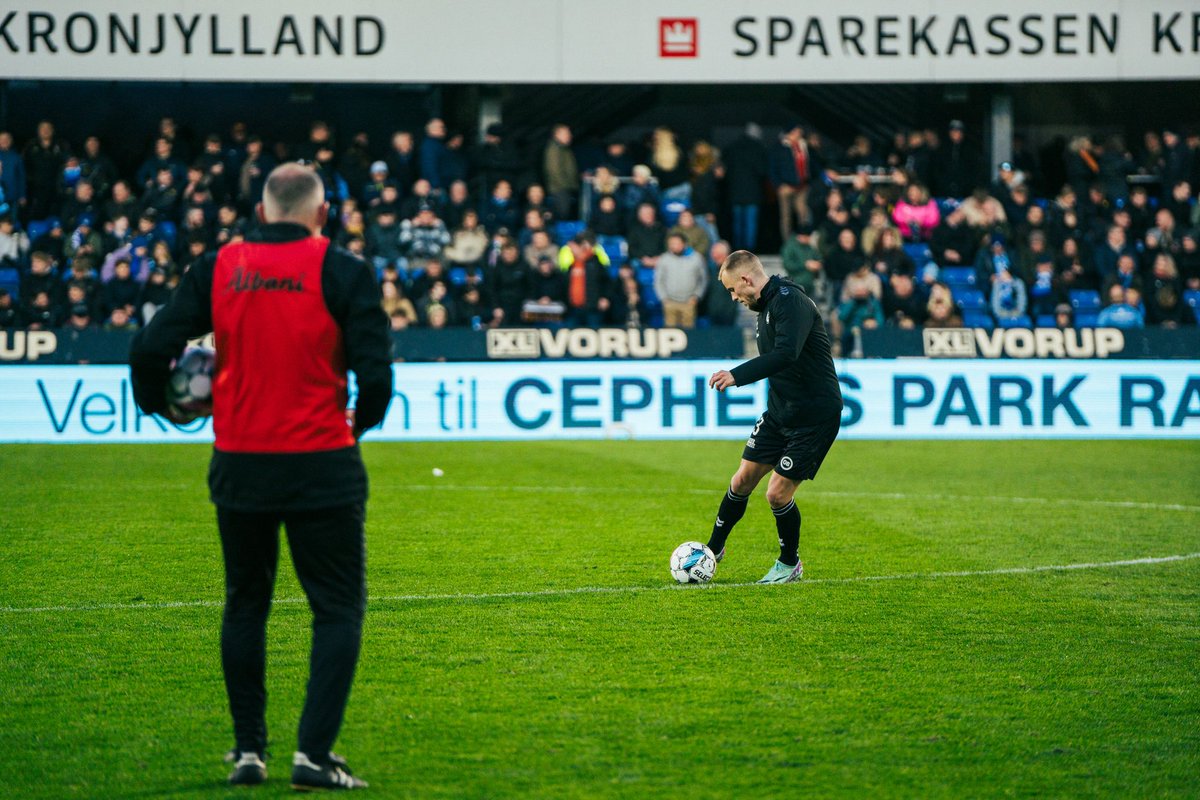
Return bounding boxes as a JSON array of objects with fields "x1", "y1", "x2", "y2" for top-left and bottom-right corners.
[
  {"x1": 291, "y1": 751, "x2": 368, "y2": 791},
  {"x1": 226, "y1": 750, "x2": 267, "y2": 785}
]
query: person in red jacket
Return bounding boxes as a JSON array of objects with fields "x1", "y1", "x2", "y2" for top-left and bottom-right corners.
[{"x1": 130, "y1": 163, "x2": 392, "y2": 791}]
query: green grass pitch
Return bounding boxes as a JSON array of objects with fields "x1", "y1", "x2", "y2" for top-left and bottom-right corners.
[{"x1": 1, "y1": 439, "x2": 1198, "y2": 798}]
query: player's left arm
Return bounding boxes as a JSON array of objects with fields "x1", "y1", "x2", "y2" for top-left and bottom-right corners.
[
  {"x1": 129, "y1": 255, "x2": 215, "y2": 415},
  {"x1": 715, "y1": 293, "x2": 813, "y2": 390},
  {"x1": 326, "y1": 250, "x2": 393, "y2": 436}
]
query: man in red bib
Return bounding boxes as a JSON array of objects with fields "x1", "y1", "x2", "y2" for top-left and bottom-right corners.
[{"x1": 131, "y1": 163, "x2": 391, "y2": 791}]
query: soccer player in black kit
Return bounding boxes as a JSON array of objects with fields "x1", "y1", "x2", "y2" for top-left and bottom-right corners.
[{"x1": 707, "y1": 250, "x2": 843, "y2": 583}]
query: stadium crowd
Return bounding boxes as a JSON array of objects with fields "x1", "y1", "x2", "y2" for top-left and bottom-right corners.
[{"x1": 0, "y1": 115, "x2": 1198, "y2": 351}]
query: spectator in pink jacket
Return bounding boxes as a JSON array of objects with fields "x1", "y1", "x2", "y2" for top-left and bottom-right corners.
[{"x1": 892, "y1": 183, "x2": 940, "y2": 242}]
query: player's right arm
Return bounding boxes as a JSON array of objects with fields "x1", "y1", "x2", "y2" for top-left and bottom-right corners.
[
  {"x1": 129, "y1": 255, "x2": 215, "y2": 416},
  {"x1": 726, "y1": 291, "x2": 814, "y2": 387}
]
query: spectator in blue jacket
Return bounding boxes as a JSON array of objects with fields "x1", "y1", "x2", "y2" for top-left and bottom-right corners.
[
  {"x1": 0, "y1": 132, "x2": 27, "y2": 218},
  {"x1": 1097, "y1": 285, "x2": 1145, "y2": 328},
  {"x1": 480, "y1": 180, "x2": 519, "y2": 235},
  {"x1": 420, "y1": 118, "x2": 448, "y2": 190},
  {"x1": 136, "y1": 137, "x2": 187, "y2": 191}
]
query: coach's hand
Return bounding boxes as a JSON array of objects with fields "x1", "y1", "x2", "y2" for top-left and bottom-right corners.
[{"x1": 709, "y1": 370, "x2": 736, "y2": 392}]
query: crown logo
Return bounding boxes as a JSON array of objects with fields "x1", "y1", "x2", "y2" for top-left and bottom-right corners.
[{"x1": 659, "y1": 18, "x2": 698, "y2": 58}]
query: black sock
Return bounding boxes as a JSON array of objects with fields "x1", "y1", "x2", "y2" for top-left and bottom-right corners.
[
  {"x1": 772, "y1": 500, "x2": 801, "y2": 566},
  {"x1": 707, "y1": 486, "x2": 749, "y2": 554}
]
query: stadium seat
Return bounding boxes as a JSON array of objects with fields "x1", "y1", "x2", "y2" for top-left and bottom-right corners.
[
  {"x1": 1183, "y1": 290, "x2": 1200, "y2": 315},
  {"x1": 0, "y1": 267, "x2": 19, "y2": 301},
  {"x1": 448, "y1": 267, "x2": 468, "y2": 286},
  {"x1": 962, "y1": 310, "x2": 994, "y2": 329},
  {"x1": 902, "y1": 243, "x2": 932, "y2": 267},
  {"x1": 26, "y1": 218, "x2": 53, "y2": 244},
  {"x1": 953, "y1": 288, "x2": 987, "y2": 311},
  {"x1": 643, "y1": 284, "x2": 661, "y2": 309},
  {"x1": 934, "y1": 197, "x2": 958, "y2": 217},
  {"x1": 637, "y1": 266, "x2": 656, "y2": 286},
  {"x1": 157, "y1": 221, "x2": 178, "y2": 248},
  {"x1": 998, "y1": 314, "x2": 1032, "y2": 328},
  {"x1": 940, "y1": 266, "x2": 975, "y2": 287},
  {"x1": 660, "y1": 198, "x2": 689, "y2": 226},
  {"x1": 1074, "y1": 311, "x2": 1100, "y2": 327},
  {"x1": 1069, "y1": 289, "x2": 1101, "y2": 312},
  {"x1": 597, "y1": 235, "x2": 628, "y2": 267},
  {"x1": 554, "y1": 220, "x2": 586, "y2": 243},
  {"x1": 1035, "y1": 314, "x2": 1057, "y2": 327}
]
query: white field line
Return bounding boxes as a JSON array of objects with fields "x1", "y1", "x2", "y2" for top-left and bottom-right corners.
[
  {"x1": 402, "y1": 484, "x2": 1200, "y2": 514},
  {"x1": 3, "y1": 552, "x2": 1198, "y2": 616}
]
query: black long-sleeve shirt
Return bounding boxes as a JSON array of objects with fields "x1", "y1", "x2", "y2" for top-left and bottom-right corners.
[{"x1": 730, "y1": 276, "x2": 842, "y2": 425}]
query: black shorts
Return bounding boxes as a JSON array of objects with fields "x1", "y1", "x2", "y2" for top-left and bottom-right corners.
[{"x1": 741, "y1": 411, "x2": 841, "y2": 481}]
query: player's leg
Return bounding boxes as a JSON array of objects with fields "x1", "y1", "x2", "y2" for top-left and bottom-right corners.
[
  {"x1": 707, "y1": 458, "x2": 773, "y2": 559},
  {"x1": 765, "y1": 471, "x2": 804, "y2": 567},
  {"x1": 284, "y1": 503, "x2": 368, "y2": 788},
  {"x1": 709, "y1": 412, "x2": 783, "y2": 559},
  {"x1": 758, "y1": 414, "x2": 842, "y2": 583},
  {"x1": 216, "y1": 507, "x2": 281, "y2": 776}
]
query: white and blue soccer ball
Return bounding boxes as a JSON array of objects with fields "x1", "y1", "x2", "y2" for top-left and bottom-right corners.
[
  {"x1": 670, "y1": 541, "x2": 716, "y2": 584},
  {"x1": 166, "y1": 346, "x2": 216, "y2": 420}
]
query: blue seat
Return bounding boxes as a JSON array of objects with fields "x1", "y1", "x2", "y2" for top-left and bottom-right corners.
[
  {"x1": 963, "y1": 310, "x2": 994, "y2": 329},
  {"x1": 1069, "y1": 289, "x2": 1101, "y2": 312},
  {"x1": 1074, "y1": 311, "x2": 1100, "y2": 327},
  {"x1": 26, "y1": 218, "x2": 54, "y2": 244},
  {"x1": 940, "y1": 266, "x2": 976, "y2": 287},
  {"x1": 998, "y1": 314, "x2": 1032, "y2": 328},
  {"x1": 448, "y1": 267, "x2": 468, "y2": 286},
  {"x1": 156, "y1": 221, "x2": 177, "y2": 248},
  {"x1": 935, "y1": 197, "x2": 958, "y2": 217},
  {"x1": 1035, "y1": 314, "x2": 1057, "y2": 327},
  {"x1": 554, "y1": 220, "x2": 586, "y2": 243},
  {"x1": 660, "y1": 199, "x2": 689, "y2": 227},
  {"x1": 0, "y1": 267, "x2": 19, "y2": 301},
  {"x1": 1183, "y1": 290, "x2": 1200, "y2": 314},
  {"x1": 954, "y1": 288, "x2": 988, "y2": 311},
  {"x1": 597, "y1": 235, "x2": 628, "y2": 267},
  {"x1": 637, "y1": 266, "x2": 656, "y2": 286},
  {"x1": 902, "y1": 243, "x2": 932, "y2": 266}
]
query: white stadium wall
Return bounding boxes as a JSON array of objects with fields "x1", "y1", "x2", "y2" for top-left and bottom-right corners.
[
  {"x1": 1, "y1": 361, "x2": 1197, "y2": 443},
  {"x1": 0, "y1": 0, "x2": 1197, "y2": 83}
]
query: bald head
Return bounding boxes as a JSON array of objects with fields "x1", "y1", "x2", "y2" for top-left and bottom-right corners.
[{"x1": 260, "y1": 163, "x2": 325, "y2": 230}]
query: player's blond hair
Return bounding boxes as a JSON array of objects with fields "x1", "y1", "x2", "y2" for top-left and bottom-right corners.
[{"x1": 718, "y1": 250, "x2": 764, "y2": 282}]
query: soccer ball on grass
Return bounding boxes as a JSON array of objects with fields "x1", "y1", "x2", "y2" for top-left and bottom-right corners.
[
  {"x1": 166, "y1": 346, "x2": 216, "y2": 422},
  {"x1": 670, "y1": 541, "x2": 716, "y2": 584}
]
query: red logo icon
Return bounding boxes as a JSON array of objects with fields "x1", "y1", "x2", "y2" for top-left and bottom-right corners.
[{"x1": 659, "y1": 18, "x2": 698, "y2": 58}]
